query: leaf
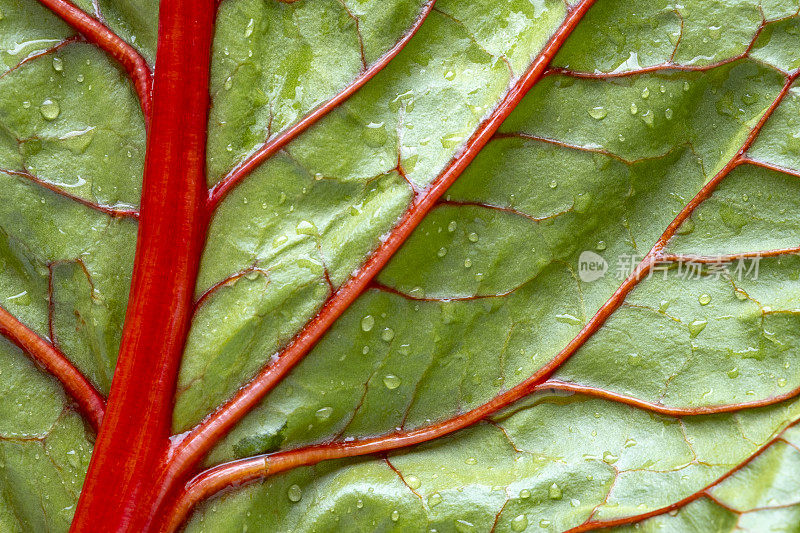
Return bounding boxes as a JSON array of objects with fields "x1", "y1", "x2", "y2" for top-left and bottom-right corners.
[{"x1": 2, "y1": 0, "x2": 800, "y2": 532}]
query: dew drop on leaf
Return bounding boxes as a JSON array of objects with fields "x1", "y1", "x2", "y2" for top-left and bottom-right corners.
[
  {"x1": 454, "y1": 519, "x2": 475, "y2": 532},
  {"x1": 465, "y1": 456, "x2": 477, "y2": 465},
  {"x1": 548, "y1": 483, "x2": 562, "y2": 500},
  {"x1": 539, "y1": 519, "x2": 552, "y2": 528},
  {"x1": 381, "y1": 327, "x2": 394, "y2": 342},
  {"x1": 406, "y1": 475, "x2": 421, "y2": 490},
  {"x1": 602, "y1": 451, "x2": 619, "y2": 464},
  {"x1": 689, "y1": 319, "x2": 708, "y2": 338},
  {"x1": 52, "y1": 56, "x2": 63, "y2": 72},
  {"x1": 295, "y1": 220, "x2": 318, "y2": 236},
  {"x1": 447, "y1": 220, "x2": 457, "y2": 232},
  {"x1": 224, "y1": 76, "x2": 233, "y2": 90},
  {"x1": 437, "y1": 247, "x2": 448, "y2": 258},
  {"x1": 588, "y1": 106, "x2": 607, "y2": 120},
  {"x1": 698, "y1": 294, "x2": 711, "y2": 305},
  {"x1": 428, "y1": 492, "x2": 442, "y2": 507},
  {"x1": 629, "y1": 102, "x2": 638, "y2": 115},
  {"x1": 595, "y1": 240, "x2": 606, "y2": 251},
  {"x1": 664, "y1": 108, "x2": 673, "y2": 120},
  {"x1": 362, "y1": 122, "x2": 387, "y2": 147},
  {"x1": 391, "y1": 510, "x2": 400, "y2": 522},
  {"x1": 361, "y1": 315, "x2": 375, "y2": 332},
  {"x1": 641, "y1": 87, "x2": 649, "y2": 99},
  {"x1": 549, "y1": 179, "x2": 558, "y2": 189},
  {"x1": 463, "y1": 258, "x2": 472, "y2": 268},
  {"x1": 468, "y1": 232, "x2": 479, "y2": 243},
  {"x1": 727, "y1": 367, "x2": 739, "y2": 379},
  {"x1": 555, "y1": 313, "x2": 581, "y2": 325},
  {"x1": 778, "y1": 378, "x2": 787, "y2": 388},
  {"x1": 39, "y1": 98, "x2": 60, "y2": 120},
  {"x1": 511, "y1": 514, "x2": 528, "y2": 532},
  {"x1": 441, "y1": 133, "x2": 464, "y2": 148},
  {"x1": 383, "y1": 374, "x2": 401, "y2": 389},
  {"x1": 315, "y1": 407, "x2": 332, "y2": 421},
  {"x1": 287, "y1": 484, "x2": 302, "y2": 502}
]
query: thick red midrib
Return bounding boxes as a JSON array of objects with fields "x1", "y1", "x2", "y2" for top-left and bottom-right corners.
[{"x1": 68, "y1": 2, "x2": 215, "y2": 532}]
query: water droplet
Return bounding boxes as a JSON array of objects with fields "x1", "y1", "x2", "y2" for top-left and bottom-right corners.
[
  {"x1": 245, "y1": 18, "x2": 255, "y2": 37},
  {"x1": 356, "y1": 499, "x2": 364, "y2": 509},
  {"x1": 52, "y1": 56, "x2": 63, "y2": 72},
  {"x1": 595, "y1": 240, "x2": 607, "y2": 251},
  {"x1": 383, "y1": 374, "x2": 401, "y2": 389},
  {"x1": 76, "y1": 74, "x2": 84, "y2": 83},
  {"x1": 602, "y1": 451, "x2": 619, "y2": 464},
  {"x1": 39, "y1": 98, "x2": 60, "y2": 120},
  {"x1": 295, "y1": 220, "x2": 318, "y2": 236},
  {"x1": 698, "y1": 294, "x2": 711, "y2": 305},
  {"x1": 315, "y1": 407, "x2": 333, "y2": 421},
  {"x1": 244, "y1": 270, "x2": 260, "y2": 281},
  {"x1": 778, "y1": 377, "x2": 787, "y2": 388},
  {"x1": 641, "y1": 87, "x2": 650, "y2": 99},
  {"x1": 625, "y1": 438, "x2": 637, "y2": 448},
  {"x1": 570, "y1": 498, "x2": 581, "y2": 507},
  {"x1": 441, "y1": 133, "x2": 464, "y2": 149},
  {"x1": 362, "y1": 122, "x2": 387, "y2": 147},
  {"x1": 548, "y1": 483, "x2": 562, "y2": 500},
  {"x1": 640, "y1": 110, "x2": 654, "y2": 126},
  {"x1": 454, "y1": 520, "x2": 475, "y2": 533},
  {"x1": 518, "y1": 488, "x2": 531, "y2": 499},
  {"x1": 463, "y1": 258, "x2": 472, "y2": 268},
  {"x1": 448, "y1": 220, "x2": 457, "y2": 232},
  {"x1": 437, "y1": 247, "x2": 448, "y2": 258},
  {"x1": 683, "y1": 81, "x2": 691, "y2": 92},
  {"x1": 443, "y1": 70, "x2": 456, "y2": 81},
  {"x1": 224, "y1": 76, "x2": 233, "y2": 90},
  {"x1": 708, "y1": 25, "x2": 722, "y2": 40},
  {"x1": 273, "y1": 235, "x2": 288, "y2": 247},
  {"x1": 511, "y1": 514, "x2": 529, "y2": 532},
  {"x1": 465, "y1": 457, "x2": 477, "y2": 465},
  {"x1": 588, "y1": 106, "x2": 607, "y2": 120},
  {"x1": 742, "y1": 92, "x2": 758, "y2": 105},
  {"x1": 728, "y1": 367, "x2": 739, "y2": 379},
  {"x1": 468, "y1": 232, "x2": 479, "y2": 243},
  {"x1": 406, "y1": 475, "x2": 421, "y2": 490},
  {"x1": 689, "y1": 319, "x2": 708, "y2": 338},
  {"x1": 361, "y1": 315, "x2": 375, "y2": 332},
  {"x1": 539, "y1": 519, "x2": 552, "y2": 528},
  {"x1": 428, "y1": 492, "x2": 442, "y2": 507},
  {"x1": 664, "y1": 108, "x2": 674, "y2": 120},
  {"x1": 287, "y1": 484, "x2": 302, "y2": 502},
  {"x1": 391, "y1": 510, "x2": 400, "y2": 522},
  {"x1": 381, "y1": 328, "x2": 394, "y2": 342},
  {"x1": 629, "y1": 102, "x2": 638, "y2": 115},
  {"x1": 555, "y1": 314, "x2": 582, "y2": 326},
  {"x1": 549, "y1": 180, "x2": 558, "y2": 189},
  {"x1": 22, "y1": 101, "x2": 31, "y2": 109}
]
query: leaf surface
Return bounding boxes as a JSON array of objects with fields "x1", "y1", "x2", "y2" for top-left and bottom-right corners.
[{"x1": 2, "y1": 0, "x2": 800, "y2": 531}]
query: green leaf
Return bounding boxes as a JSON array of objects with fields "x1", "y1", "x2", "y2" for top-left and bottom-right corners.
[{"x1": 3, "y1": 0, "x2": 800, "y2": 531}]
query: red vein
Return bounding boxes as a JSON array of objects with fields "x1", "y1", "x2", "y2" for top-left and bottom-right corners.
[
  {"x1": 660, "y1": 247, "x2": 800, "y2": 263},
  {"x1": 1, "y1": 168, "x2": 139, "y2": 219},
  {"x1": 206, "y1": 0, "x2": 437, "y2": 211},
  {"x1": 36, "y1": 0, "x2": 152, "y2": 123},
  {"x1": 536, "y1": 380, "x2": 800, "y2": 417},
  {"x1": 0, "y1": 36, "x2": 81, "y2": 81},
  {"x1": 0, "y1": 305, "x2": 105, "y2": 431},
  {"x1": 743, "y1": 157, "x2": 800, "y2": 179},
  {"x1": 162, "y1": 17, "x2": 798, "y2": 523}
]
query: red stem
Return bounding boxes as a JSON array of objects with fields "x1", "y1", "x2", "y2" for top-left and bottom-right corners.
[
  {"x1": 0, "y1": 305, "x2": 105, "y2": 431},
  {"x1": 68, "y1": 1, "x2": 215, "y2": 531},
  {"x1": 36, "y1": 0, "x2": 153, "y2": 123},
  {"x1": 206, "y1": 0, "x2": 437, "y2": 211},
  {"x1": 161, "y1": 0, "x2": 598, "y2": 516}
]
